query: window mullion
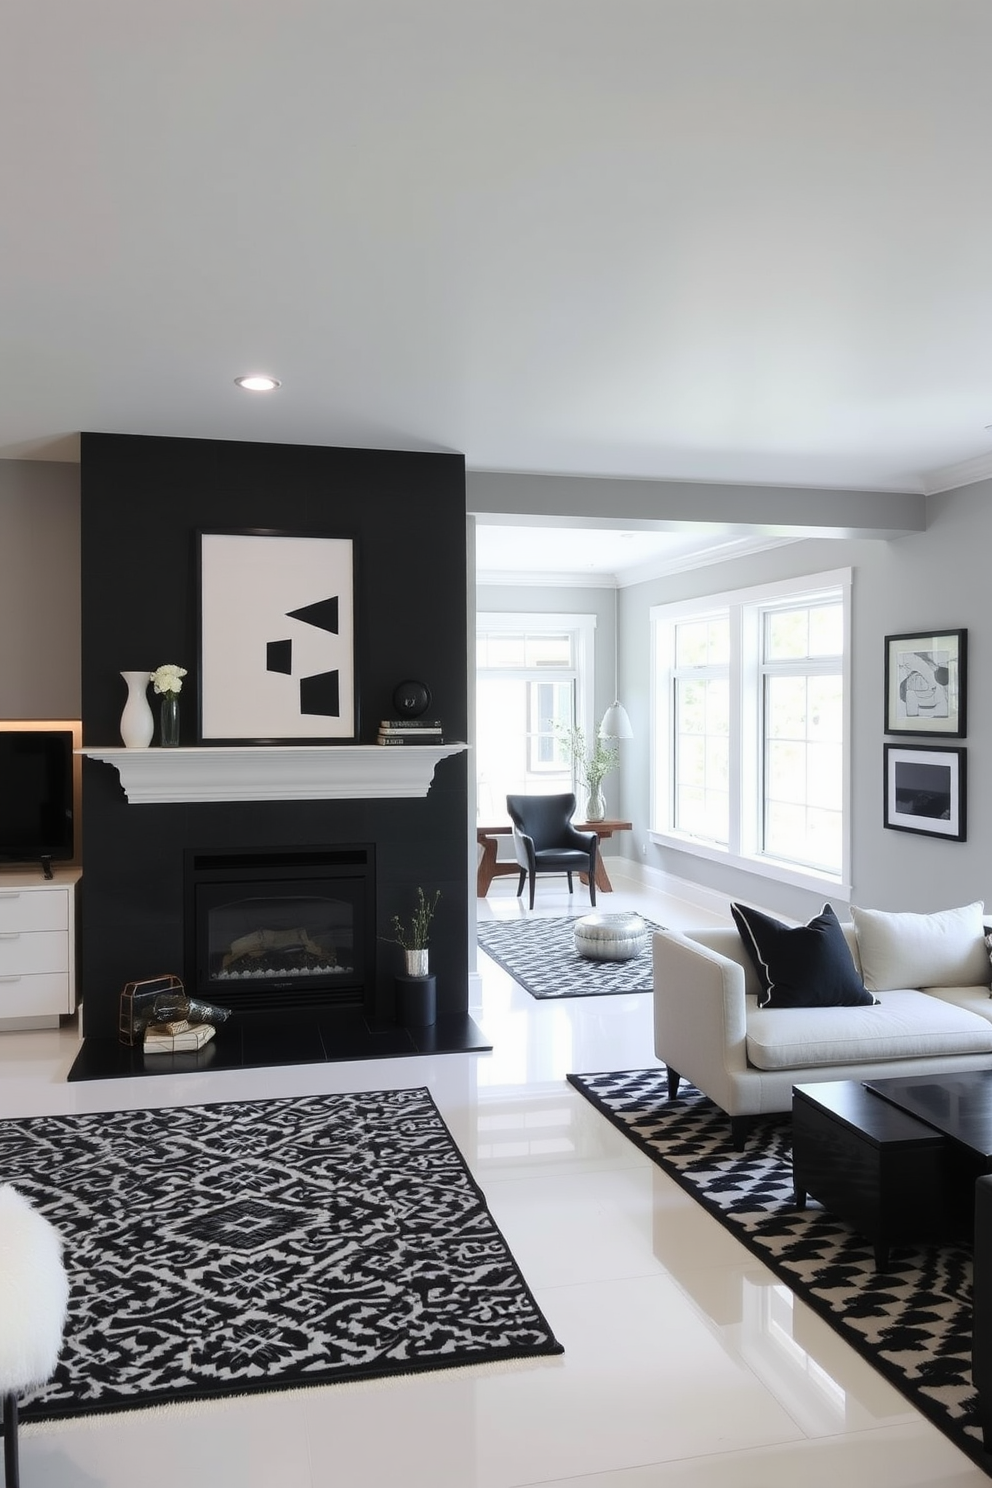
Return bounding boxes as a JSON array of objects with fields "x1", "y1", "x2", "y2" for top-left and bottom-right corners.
[{"x1": 736, "y1": 603, "x2": 757, "y2": 858}]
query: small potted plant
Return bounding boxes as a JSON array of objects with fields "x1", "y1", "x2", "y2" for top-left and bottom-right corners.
[{"x1": 387, "y1": 887, "x2": 440, "y2": 978}]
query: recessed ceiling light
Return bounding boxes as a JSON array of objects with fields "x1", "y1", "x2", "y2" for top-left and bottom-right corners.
[{"x1": 235, "y1": 375, "x2": 281, "y2": 392}]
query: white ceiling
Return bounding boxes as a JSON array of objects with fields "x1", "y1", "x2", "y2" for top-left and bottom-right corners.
[
  {"x1": 473, "y1": 521, "x2": 790, "y2": 585},
  {"x1": 5, "y1": 1, "x2": 992, "y2": 509}
]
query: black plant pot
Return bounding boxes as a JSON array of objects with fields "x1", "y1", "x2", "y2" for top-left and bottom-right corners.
[{"x1": 395, "y1": 974, "x2": 437, "y2": 1027}]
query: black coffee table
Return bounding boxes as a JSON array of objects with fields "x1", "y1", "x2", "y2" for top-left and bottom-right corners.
[
  {"x1": 865, "y1": 1070, "x2": 992, "y2": 1166},
  {"x1": 792, "y1": 1074, "x2": 991, "y2": 1269}
]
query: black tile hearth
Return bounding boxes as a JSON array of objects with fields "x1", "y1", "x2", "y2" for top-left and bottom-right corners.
[{"x1": 66, "y1": 1011, "x2": 492, "y2": 1082}]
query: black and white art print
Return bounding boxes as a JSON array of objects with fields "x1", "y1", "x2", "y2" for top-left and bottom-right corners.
[
  {"x1": 884, "y1": 742, "x2": 966, "y2": 841},
  {"x1": 884, "y1": 629, "x2": 967, "y2": 737},
  {"x1": 198, "y1": 530, "x2": 357, "y2": 743}
]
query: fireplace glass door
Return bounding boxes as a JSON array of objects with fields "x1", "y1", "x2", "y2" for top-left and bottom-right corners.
[{"x1": 186, "y1": 847, "x2": 374, "y2": 1013}]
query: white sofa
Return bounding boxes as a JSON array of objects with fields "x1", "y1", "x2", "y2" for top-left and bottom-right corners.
[{"x1": 653, "y1": 904, "x2": 992, "y2": 1146}]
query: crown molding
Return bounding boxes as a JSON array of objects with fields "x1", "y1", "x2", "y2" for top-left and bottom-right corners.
[
  {"x1": 476, "y1": 569, "x2": 619, "y2": 588},
  {"x1": 615, "y1": 535, "x2": 799, "y2": 587},
  {"x1": 922, "y1": 451, "x2": 992, "y2": 496}
]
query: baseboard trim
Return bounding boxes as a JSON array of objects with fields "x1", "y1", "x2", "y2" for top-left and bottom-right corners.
[{"x1": 607, "y1": 857, "x2": 733, "y2": 920}]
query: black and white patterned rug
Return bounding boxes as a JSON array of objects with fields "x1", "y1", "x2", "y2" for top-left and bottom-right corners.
[
  {"x1": 567, "y1": 1066, "x2": 992, "y2": 1478},
  {"x1": 1, "y1": 1087, "x2": 562, "y2": 1421},
  {"x1": 477, "y1": 915, "x2": 665, "y2": 999}
]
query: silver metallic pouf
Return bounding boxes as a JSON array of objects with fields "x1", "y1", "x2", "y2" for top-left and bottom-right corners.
[{"x1": 573, "y1": 912, "x2": 649, "y2": 962}]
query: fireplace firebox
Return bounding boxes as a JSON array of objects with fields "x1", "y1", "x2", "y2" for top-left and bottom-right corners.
[{"x1": 184, "y1": 845, "x2": 376, "y2": 1015}]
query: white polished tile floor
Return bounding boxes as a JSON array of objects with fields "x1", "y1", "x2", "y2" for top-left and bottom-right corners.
[{"x1": 1, "y1": 872, "x2": 987, "y2": 1487}]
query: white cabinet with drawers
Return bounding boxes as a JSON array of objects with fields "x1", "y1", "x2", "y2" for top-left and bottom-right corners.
[{"x1": 0, "y1": 869, "x2": 80, "y2": 1029}]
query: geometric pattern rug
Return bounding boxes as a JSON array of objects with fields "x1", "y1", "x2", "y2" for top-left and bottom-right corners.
[
  {"x1": 477, "y1": 915, "x2": 666, "y2": 998},
  {"x1": 567, "y1": 1066, "x2": 992, "y2": 1478},
  {"x1": 0, "y1": 1088, "x2": 562, "y2": 1421}
]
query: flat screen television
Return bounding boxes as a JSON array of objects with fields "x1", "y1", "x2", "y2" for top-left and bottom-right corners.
[{"x1": 0, "y1": 721, "x2": 81, "y2": 877}]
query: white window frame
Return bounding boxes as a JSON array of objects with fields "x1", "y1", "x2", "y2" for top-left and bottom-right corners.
[
  {"x1": 650, "y1": 569, "x2": 852, "y2": 898},
  {"x1": 666, "y1": 611, "x2": 732, "y2": 847},
  {"x1": 476, "y1": 611, "x2": 597, "y2": 791}
]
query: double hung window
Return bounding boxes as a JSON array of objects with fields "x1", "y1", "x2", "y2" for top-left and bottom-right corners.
[
  {"x1": 651, "y1": 570, "x2": 850, "y2": 891},
  {"x1": 476, "y1": 613, "x2": 595, "y2": 821}
]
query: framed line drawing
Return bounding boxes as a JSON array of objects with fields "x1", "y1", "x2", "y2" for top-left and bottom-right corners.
[
  {"x1": 883, "y1": 629, "x2": 966, "y2": 737},
  {"x1": 883, "y1": 743, "x2": 966, "y2": 841},
  {"x1": 197, "y1": 530, "x2": 357, "y2": 743}
]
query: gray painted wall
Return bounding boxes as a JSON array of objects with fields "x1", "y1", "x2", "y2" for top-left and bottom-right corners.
[
  {"x1": 0, "y1": 460, "x2": 81, "y2": 718},
  {"x1": 467, "y1": 470, "x2": 926, "y2": 540},
  {"x1": 621, "y1": 480, "x2": 992, "y2": 920}
]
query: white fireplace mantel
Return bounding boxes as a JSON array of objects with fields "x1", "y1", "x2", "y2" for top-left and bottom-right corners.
[{"x1": 80, "y1": 743, "x2": 468, "y2": 804}]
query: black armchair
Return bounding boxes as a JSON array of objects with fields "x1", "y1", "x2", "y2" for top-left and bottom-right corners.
[{"x1": 505, "y1": 793, "x2": 598, "y2": 911}]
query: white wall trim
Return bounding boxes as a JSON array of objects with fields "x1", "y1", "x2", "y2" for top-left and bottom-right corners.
[
  {"x1": 923, "y1": 451, "x2": 992, "y2": 496},
  {"x1": 477, "y1": 569, "x2": 619, "y2": 588},
  {"x1": 614, "y1": 536, "x2": 801, "y2": 589},
  {"x1": 609, "y1": 855, "x2": 735, "y2": 919}
]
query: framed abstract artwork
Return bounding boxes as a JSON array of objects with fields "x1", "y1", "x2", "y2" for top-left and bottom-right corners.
[
  {"x1": 197, "y1": 530, "x2": 357, "y2": 743},
  {"x1": 883, "y1": 743, "x2": 966, "y2": 841},
  {"x1": 883, "y1": 629, "x2": 966, "y2": 737}
]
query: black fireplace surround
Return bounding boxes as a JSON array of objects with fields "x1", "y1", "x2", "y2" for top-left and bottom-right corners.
[
  {"x1": 76, "y1": 433, "x2": 476, "y2": 1055},
  {"x1": 185, "y1": 845, "x2": 376, "y2": 1015}
]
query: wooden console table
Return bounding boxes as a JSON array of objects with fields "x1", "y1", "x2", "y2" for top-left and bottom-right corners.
[{"x1": 476, "y1": 821, "x2": 632, "y2": 897}]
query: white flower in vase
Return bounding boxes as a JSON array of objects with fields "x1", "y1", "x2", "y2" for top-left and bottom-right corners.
[
  {"x1": 150, "y1": 664, "x2": 187, "y2": 748},
  {"x1": 150, "y1": 664, "x2": 187, "y2": 696}
]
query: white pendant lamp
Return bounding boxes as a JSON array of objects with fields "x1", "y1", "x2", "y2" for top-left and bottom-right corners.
[
  {"x1": 599, "y1": 583, "x2": 633, "y2": 739},
  {"x1": 600, "y1": 698, "x2": 633, "y2": 739}
]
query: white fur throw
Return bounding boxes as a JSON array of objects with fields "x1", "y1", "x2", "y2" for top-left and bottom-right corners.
[{"x1": 0, "y1": 1183, "x2": 68, "y2": 1391}]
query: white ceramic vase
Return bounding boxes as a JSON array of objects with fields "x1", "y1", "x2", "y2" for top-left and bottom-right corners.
[{"x1": 120, "y1": 670, "x2": 154, "y2": 749}]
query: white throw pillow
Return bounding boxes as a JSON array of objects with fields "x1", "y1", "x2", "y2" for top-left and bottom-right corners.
[{"x1": 851, "y1": 900, "x2": 989, "y2": 991}]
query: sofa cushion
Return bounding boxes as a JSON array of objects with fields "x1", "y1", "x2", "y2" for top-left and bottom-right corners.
[
  {"x1": 746, "y1": 990, "x2": 992, "y2": 1071},
  {"x1": 730, "y1": 901, "x2": 876, "y2": 1009},
  {"x1": 922, "y1": 985, "x2": 992, "y2": 1024},
  {"x1": 851, "y1": 901, "x2": 989, "y2": 992}
]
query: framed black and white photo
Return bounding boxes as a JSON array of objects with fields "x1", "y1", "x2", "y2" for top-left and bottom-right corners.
[
  {"x1": 883, "y1": 744, "x2": 966, "y2": 841},
  {"x1": 197, "y1": 530, "x2": 357, "y2": 743},
  {"x1": 883, "y1": 629, "x2": 966, "y2": 737}
]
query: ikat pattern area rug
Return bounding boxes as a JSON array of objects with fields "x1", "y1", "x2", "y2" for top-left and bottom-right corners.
[
  {"x1": 567, "y1": 1066, "x2": 992, "y2": 1478},
  {"x1": 477, "y1": 915, "x2": 666, "y2": 999},
  {"x1": 0, "y1": 1087, "x2": 562, "y2": 1421}
]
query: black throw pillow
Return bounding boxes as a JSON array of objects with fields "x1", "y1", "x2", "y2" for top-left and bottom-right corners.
[{"x1": 730, "y1": 901, "x2": 878, "y2": 1009}]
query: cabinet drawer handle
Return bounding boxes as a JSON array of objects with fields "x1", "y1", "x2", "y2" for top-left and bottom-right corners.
[
  {"x1": 0, "y1": 932, "x2": 21, "y2": 940},
  {"x1": 0, "y1": 892, "x2": 21, "y2": 900},
  {"x1": 0, "y1": 975, "x2": 23, "y2": 983}
]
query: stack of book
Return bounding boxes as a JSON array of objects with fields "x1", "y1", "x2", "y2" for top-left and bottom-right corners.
[
  {"x1": 144, "y1": 1019, "x2": 216, "y2": 1053},
  {"x1": 377, "y1": 719, "x2": 444, "y2": 745}
]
